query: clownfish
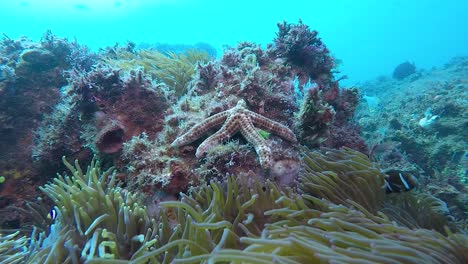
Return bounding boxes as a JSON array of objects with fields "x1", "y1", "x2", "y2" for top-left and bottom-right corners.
[
  {"x1": 47, "y1": 208, "x2": 58, "y2": 221},
  {"x1": 384, "y1": 169, "x2": 418, "y2": 193}
]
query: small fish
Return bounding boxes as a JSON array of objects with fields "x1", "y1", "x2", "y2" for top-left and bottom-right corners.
[
  {"x1": 384, "y1": 169, "x2": 418, "y2": 193},
  {"x1": 47, "y1": 208, "x2": 58, "y2": 221}
]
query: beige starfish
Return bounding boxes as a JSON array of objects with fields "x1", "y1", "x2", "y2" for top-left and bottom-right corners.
[{"x1": 171, "y1": 100, "x2": 297, "y2": 168}]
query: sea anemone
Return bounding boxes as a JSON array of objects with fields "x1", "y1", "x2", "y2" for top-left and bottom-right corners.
[
  {"x1": 300, "y1": 147, "x2": 386, "y2": 214},
  {"x1": 29, "y1": 157, "x2": 157, "y2": 263},
  {"x1": 1, "y1": 148, "x2": 467, "y2": 263}
]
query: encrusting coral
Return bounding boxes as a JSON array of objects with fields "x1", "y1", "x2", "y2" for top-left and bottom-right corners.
[
  {"x1": 0, "y1": 21, "x2": 368, "y2": 205},
  {"x1": 0, "y1": 31, "x2": 97, "y2": 216},
  {"x1": 171, "y1": 99, "x2": 298, "y2": 169}
]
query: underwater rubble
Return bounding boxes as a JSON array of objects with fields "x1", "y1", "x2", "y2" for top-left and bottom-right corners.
[
  {"x1": 0, "y1": 21, "x2": 467, "y2": 263},
  {"x1": 357, "y1": 56, "x2": 468, "y2": 223}
]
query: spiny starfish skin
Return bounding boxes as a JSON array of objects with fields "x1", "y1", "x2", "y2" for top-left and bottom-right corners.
[{"x1": 171, "y1": 100, "x2": 297, "y2": 168}]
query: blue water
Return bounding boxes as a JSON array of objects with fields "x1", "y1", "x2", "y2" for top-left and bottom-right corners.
[{"x1": 0, "y1": 0, "x2": 467, "y2": 85}]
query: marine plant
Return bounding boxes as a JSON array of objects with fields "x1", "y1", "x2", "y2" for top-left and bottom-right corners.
[
  {"x1": 295, "y1": 86, "x2": 335, "y2": 146},
  {"x1": 272, "y1": 20, "x2": 334, "y2": 83},
  {"x1": 104, "y1": 49, "x2": 211, "y2": 96},
  {"x1": 140, "y1": 49, "x2": 210, "y2": 97}
]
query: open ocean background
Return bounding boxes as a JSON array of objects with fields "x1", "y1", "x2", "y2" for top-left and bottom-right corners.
[{"x1": 1, "y1": 0, "x2": 467, "y2": 85}]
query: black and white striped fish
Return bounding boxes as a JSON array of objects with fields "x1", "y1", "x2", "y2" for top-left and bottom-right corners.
[{"x1": 384, "y1": 169, "x2": 418, "y2": 193}]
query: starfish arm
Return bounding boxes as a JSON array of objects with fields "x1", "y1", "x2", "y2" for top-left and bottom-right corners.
[
  {"x1": 172, "y1": 99, "x2": 293, "y2": 169},
  {"x1": 248, "y1": 110, "x2": 297, "y2": 143},
  {"x1": 239, "y1": 115, "x2": 273, "y2": 168},
  {"x1": 171, "y1": 110, "x2": 229, "y2": 147},
  {"x1": 195, "y1": 116, "x2": 240, "y2": 157}
]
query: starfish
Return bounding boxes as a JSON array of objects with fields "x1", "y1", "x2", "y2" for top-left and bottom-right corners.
[{"x1": 171, "y1": 100, "x2": 297, "y2": 168}]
